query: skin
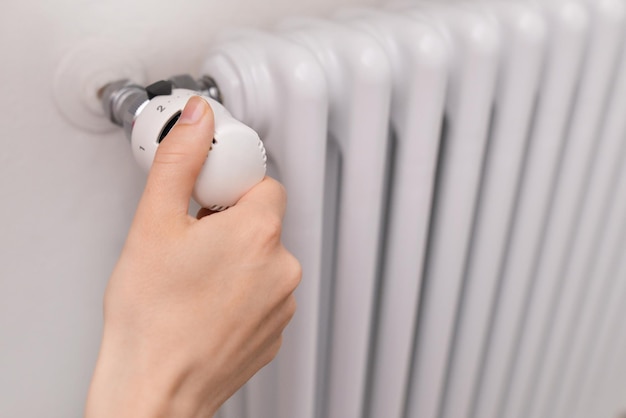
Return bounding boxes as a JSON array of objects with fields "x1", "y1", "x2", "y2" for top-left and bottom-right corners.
[{"x1": 85, "y1": 96, "x2": 301, "y2": 418}]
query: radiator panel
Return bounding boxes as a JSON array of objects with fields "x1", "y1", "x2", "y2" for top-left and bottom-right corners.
[
  {"x1": 279, "y1": 18, "x2": 393, "y2": 418},
  {"x1": 440, "y1": 5, "x2": 547, "y2": 418},
  {"x1": 502, "y1": 2, "x2": 626, "y2": 417},
  {"x1": 200, "y1": 2, "x2": 626, "y2": 417},
  {"x1": 401, "y1": 6, "x2": 501, "y2": 418},
  {"x1": 472, "y1": 3, "x2": 590, "y2": 418},
  {"x1": 203, "y1": 31, "x2": 329, "y2": 418},
  {"x1": 555, "y1": 42, "x2": 626, "y2": 417},
  {"x1": 576, "y1": 212, "x2": 626, "y2": 418},
  {"x1": 528, "y1": 5, "x2": 626, "y2": 418},
  {"x1": 570, "y1": 170, "x2": 626, "y2": 418},
  {"x1": 337, "y1": 10, "x2": 449, "y2": 418},
  {"x1": 597, "y1": 305, "x2": 626, "y2": 418}
]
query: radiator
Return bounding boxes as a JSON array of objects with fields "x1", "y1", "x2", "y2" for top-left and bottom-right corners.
[{"x1": 201, "y1": 1, "x2": 626, "y2": 418}]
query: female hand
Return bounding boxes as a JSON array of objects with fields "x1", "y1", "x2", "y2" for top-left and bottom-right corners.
[{"x1": 85, "y1": 96, "x2": 301, "y2": 418}]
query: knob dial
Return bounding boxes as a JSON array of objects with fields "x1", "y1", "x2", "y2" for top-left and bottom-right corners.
[{"x1": 131, "y1": 88, "x2": 267, "y2": 210}]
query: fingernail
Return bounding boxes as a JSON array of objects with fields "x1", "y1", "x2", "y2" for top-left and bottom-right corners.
[{"x1": 178, "y1": 96, "x2": 206, "y2": 125}]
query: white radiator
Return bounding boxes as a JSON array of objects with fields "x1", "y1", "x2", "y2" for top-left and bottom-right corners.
[{"x1": 202, "y1": 1, "x2": 626, "y2": 417}]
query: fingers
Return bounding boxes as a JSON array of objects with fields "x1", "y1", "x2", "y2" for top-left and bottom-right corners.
[
  {"x1": 235, "y1": 177, "x2": 287, "y2": 221},
  {"x1": 197, "y1": 177, "x2": 287, "y2": 223},
  {"x1": 245, "y1": 294, "x2": 296, "y2": 375},
  {"x1": 138, "y1": 96, "x2": 215, "y2": 219}
]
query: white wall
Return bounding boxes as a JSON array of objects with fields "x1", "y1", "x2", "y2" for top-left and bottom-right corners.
[{"x1": 0, "y1": 1, "x2": 385, "y2": 416}]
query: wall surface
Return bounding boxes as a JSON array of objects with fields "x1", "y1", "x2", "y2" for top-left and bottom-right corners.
[{"x1": 0, "y1": 1, "x2": 386, "y2": 416}]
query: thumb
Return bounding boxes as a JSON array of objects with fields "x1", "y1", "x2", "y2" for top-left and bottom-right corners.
[{"x1": 139, "y1": 96, "x2": 214, "y2": 218}]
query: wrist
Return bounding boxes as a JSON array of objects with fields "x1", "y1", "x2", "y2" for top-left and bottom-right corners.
[{"x1": 85, "y1": 327, "x2": 218, "y2": 418}]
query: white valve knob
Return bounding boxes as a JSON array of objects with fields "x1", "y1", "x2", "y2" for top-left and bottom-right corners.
[{"x1": 131, "y1": 88, "x2": 267, "y2": 211}]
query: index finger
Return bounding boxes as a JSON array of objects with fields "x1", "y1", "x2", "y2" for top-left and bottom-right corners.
[{"x1": 235, "y1": 176, "x2": 287, "y2": 221}]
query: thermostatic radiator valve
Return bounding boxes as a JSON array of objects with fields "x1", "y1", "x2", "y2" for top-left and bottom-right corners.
[{"x1": 99, "y1": 75, "x2": 267, "y2": 211}]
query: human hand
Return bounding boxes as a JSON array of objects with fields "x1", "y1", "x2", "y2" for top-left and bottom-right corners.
[{"x1": 85, "y1": 96, "x2": 301, "y2": 418}]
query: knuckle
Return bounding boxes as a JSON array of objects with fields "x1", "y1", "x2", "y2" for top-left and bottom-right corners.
[
  {"x1": 274, "y1": 180, "x2": 287, "y2": 203},
  {"x1": 262, "y1": 335, "x2": 283, "y2": 367},
  {"x1": 285, "y1": 295, "x2": 297, "y2": 321},
  {"x1": 265, "y1": 175, "x2": 286, "y2": 192},
  {"x1": 284, "y1": 253, "x2": 302, "y2": 292},
  {"x1": 153, "y1": 151, "x2": 184, "y2": 166},
  {"x1": 152, "y1": 133, "x2": 207, "y2": 167},
  {"x1": 270, "y1": 335, "x2": 283, "y2": 358},
  {"x1": 254, "y1": 212, "x2": 283, "y2": 243},
  {"x1": 153, "y1": 143, "x2": 188, "y2": 166}
]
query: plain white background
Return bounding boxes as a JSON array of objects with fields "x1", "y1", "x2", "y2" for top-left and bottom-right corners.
[{"x1": 0, "y1": 0, "x2": 398, "y2": 415}]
